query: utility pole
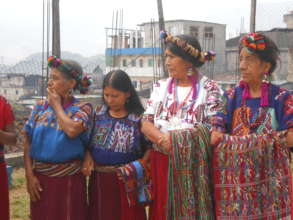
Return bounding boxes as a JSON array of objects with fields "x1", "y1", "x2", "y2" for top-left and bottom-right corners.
[
  {"x1": 157, "y1": 0, "x2": 167, "y2": 78},
  {"x1": 250, "y1": 0, "x2": 257, "y2": 33},
  {"x1": 52, "y1": 0, "x2": 61, "y2": 57}
]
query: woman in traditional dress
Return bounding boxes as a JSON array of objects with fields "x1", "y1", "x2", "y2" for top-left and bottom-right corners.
[
  {"x1": 211, "y1": 32, "x2": 293, "y2": 219},
  {"x1": 83, "y1": 69, "x2": 151, "y2": 220},
  {"x1": 141, "y1": 31, "x2": 222, "y2": 219},
  {"x1": 0, "y1": 95, "x2": 17, "y2": 220},
  {"x1": 23, "y1": 56, "x2": 93, "y2": 220}
]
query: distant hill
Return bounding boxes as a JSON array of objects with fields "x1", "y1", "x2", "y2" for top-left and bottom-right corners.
[{"x1": 0, "y1": 51, "x2": 105, "y2": 75}]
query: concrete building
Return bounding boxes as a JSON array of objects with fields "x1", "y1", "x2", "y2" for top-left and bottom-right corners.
[
  {"x1": 0, "y1": 74, "x2": 43, "y2": 101},
  {"x1": 284, "y1": 11, "x2": 293, "y2": 85},
  {"x1": 105, "y1": 19, "x2": 226, "y2": 89},
  {"x1": 225, "y1": 28, "x2": 293, "y2": 81}
]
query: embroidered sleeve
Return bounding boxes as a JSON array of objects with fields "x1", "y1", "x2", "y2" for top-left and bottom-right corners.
[
  {"x1": 72, "y1": 103, "x2": 93, "y2": 130},
  {"x1": 143, "y1": 81, "x2": 163, "y2": 122},
  {"x1": 204, "y1": 80, "x2": 226, "y2": 132},
  {"x1": 277, "y1": 89, "x2": 293, "y2": 130},
  {"x1": 23, "y1": 99, "x2": 45, "y2": 137},
  {"x1": 211, "y1": 88, "x2": 236, "y2": 133}
]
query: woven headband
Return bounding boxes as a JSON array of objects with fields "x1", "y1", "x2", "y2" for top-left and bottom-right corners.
[
  {"x1": 240, "y1": 32, "x2": 266, "y2": 53},
  {"x1": 160, "y1": 31, "x2": 216, "y2": 62}
]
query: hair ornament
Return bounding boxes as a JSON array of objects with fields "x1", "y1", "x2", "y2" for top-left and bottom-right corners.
[
  {"x1": 240, "y1": 33, "x2": 266, "y2": 53},
  {"x1": 160, "y1": 30, "x2": 216, "y2": 63},
  {"x1": 203, "y1": 51, "x2": 216, "y2": 61}
]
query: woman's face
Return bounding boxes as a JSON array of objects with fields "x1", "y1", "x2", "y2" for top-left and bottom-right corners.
[
  {"x1": 239, "y1": 48, "x2": 271, "y2": 84},
  {"x1": 103, "y1": 86, "x2": 130, "y2": 112},
  {"x1": 165, "y1": 49, "x2": 192, "y2": 80},
  {"x1": 48, "y1": 68, "x2": 74, "y2": 97}
]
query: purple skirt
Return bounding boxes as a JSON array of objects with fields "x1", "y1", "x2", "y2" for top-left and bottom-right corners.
[{"x1": 30, "y1": 171, "x2": 87, "y2": 220}]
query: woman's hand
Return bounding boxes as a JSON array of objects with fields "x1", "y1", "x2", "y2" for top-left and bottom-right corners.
[
  {"x1": 286, "y1": 130, "x2": 293, "y2": 148},
  {"x1": 211, "y1": 131, "x2": 224, "y2": 147},
  {"x1": 157, "y1": 133, "x2": 171, "y2": 154},
  {"x1": 26, "y1": 174, "x2": 42, "y2": 202},
  {"x1": 82, "y1": 151, "x2": 94, "y2": 176},
  {"x1": 47, "y1": 88, "x2": 62, "y2": 109}
]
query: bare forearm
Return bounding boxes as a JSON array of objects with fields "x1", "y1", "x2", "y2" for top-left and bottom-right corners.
[
  {"x1": 0, "y1": 130, "x2": 16, "y2": 145},
  {"x1": 23, "y1": 135, "x2": 34, "y2": 177},
  {"x1": 141, "y1": 120, "x2": 164, "y2": 144}
]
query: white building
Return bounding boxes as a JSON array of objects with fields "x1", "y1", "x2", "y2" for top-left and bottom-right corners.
[{"x1": 105, "y1": 19, "x2": 226, "y2": 89}]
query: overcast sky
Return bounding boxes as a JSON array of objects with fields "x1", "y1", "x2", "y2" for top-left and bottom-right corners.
[{"x1": 0, "y1": 0, "x2": 291, "y2": 63}]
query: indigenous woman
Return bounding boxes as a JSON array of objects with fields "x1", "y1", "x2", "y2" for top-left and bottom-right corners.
[
  {"x1": 23, "y1": 56, "x2": 93, "y2": 220},
  {"x1": 0, "y1": 96, "x2": 17, "y2": 220},
  {"x1": 83, "y1": 70, "x2": 151, "y2": 220},
  {"x1": 141, "y1": 32, "x2": 222, "y2": 219},
  {"x1": 211, "y1": 33, "x2": 293, "y2": 219}
]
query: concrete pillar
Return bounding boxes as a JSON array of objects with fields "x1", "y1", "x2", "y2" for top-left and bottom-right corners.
[
  {"x1": 287, "y1": 48, "x2": 293, "y2": 82},
  {"x1": 284, "y1": 11, "x2": 293, "y2": 82},
  {"x1": 284, "y1": 11, "x2": 293, "y2": 28}
]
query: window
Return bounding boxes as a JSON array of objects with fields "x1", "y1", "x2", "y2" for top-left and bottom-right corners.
[
  {"x1": 204, "y1": 27, "x2": 214, "y2": 38},
  {"x1": 139, "y1": 59, "x2": 144, "y2": 68},
  {"x1": 148, "y1": 59, "x2": 154, "y2": 67},
  {"x1": 131, "y1": 59, "x2": 136, "y2": 67},
  {"x1": 189, "y1": 26, "x2": 199, "y2": 38},
  {"x1": 4, "y1": 89, "x2": 6, "y2": 95},
  {"x1": 122, "y1": 59, "x2": 127, "y2": 67},
  {"x1": 16, "y1": 90, "x2": 18, "y2": 95}
]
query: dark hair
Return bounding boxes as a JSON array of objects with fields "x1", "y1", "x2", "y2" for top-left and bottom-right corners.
[
  {"x1": 48, "y1": 56, "x2": 91, "y2": 94},
  {"x1": 102, "y1": 69, "x2": 145, "y2": 115},
  {"x1": 239, "y1": 33, "x2": 280, "y2": 74},
  {"x1": 166, "y1": 35, "x2": 204, "y2": 68}
]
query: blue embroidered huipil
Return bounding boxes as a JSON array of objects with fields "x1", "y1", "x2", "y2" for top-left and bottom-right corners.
[
  {"x1": 89, "y1": 105, "x2": 149, "y2": 165},
  {"x1": 24, "y1": 99, "x2": 92, "y2": 163}
]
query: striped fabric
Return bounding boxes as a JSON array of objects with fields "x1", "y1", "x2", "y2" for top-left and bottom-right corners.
[
  {"x1": 33, "y1": 160, "x2": 82, "y2": 177},
  {"x1": 214, "y1": 132, "x2": 292, "y2": 219},
  {"x1": 167, "y1": 126, "x2": 215, "y2": 220}
]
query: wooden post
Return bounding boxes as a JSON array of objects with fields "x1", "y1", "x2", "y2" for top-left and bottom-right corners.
[
  {"x1": 52, "y1": 0, "x2": 61, "y2": 58},
  {"x1": 157, "y1": 0, "x2": 167, "y2": 78},
  {"x1": 250, "y1": 0, "x2": 257, "y2": 33}
]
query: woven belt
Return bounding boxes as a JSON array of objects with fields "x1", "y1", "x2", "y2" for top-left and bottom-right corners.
[{"x1": 94, "y1": 164, "x2": 121, "y2": 173}]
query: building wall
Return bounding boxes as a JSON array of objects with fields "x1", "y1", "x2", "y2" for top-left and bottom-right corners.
[
  {"x1": 141, "y1": 20, "x2": 226, "y2": 73},
  {"x1": 0, "y1": 74, "x2": 41, "y2": 101}
]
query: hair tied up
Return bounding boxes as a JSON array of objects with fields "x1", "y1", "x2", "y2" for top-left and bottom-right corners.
[
  {"x1": 79, "y1": 75, "x2": 93, "y2": 94},
  {"x1": 203, "y1": 51, "x2": 216, "y2": 61}
]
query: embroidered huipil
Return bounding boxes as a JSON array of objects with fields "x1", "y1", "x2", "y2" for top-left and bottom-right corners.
[
  {"x1": 144, "y1": 75, "x2": 223, "y2": 132},
  {"x1": 144, "y1": 76, "x2": 222, "y2": 220},
  {"x1": 24, "y1": 99, "x2": 92, "y2": 163},
  {"x1": 213, "y1": 84, "x2": 293, "y2": 219},
  {"x1": 89, "y1": 105, "x2": 149, "y2": 165}
]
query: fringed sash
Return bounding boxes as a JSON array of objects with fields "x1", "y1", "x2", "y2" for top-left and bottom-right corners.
[
  {"x1": 167, "y1": 125, "x2": 215, "y2": 220},
  {"x1": 118, "y1": 159, "x2": 152, "y2": 206},
  {"x1": 33, "y1": 160, "x2": 82, "y2": 177},
  {"x1": 213, "y1": 132, "x2": 292, "y2": 219}
]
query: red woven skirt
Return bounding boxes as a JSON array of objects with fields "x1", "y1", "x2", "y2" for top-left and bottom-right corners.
[
  {"x1": 30, "y1": 171, "x2": 87, "y2": 220},
  {"x1": 87, "y1": 170, "x2": 146, "y2": 220},
  {"x1": 149, "y1": 149, "x2": 169, "y2": 220},
  {"x1": 0, "y1": 162, "x2": 9, "y2": 220}
]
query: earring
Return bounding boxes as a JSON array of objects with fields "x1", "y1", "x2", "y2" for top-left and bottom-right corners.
[
  {"x1": 262, "y1": 72, "x2": 269, "y2": 83},
  {"x1": 68, "y1": 88, "x2": 73, "y2": 95},
  {"x1": 187, "y1": 68, "x2": 194, "y2": 76}
]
